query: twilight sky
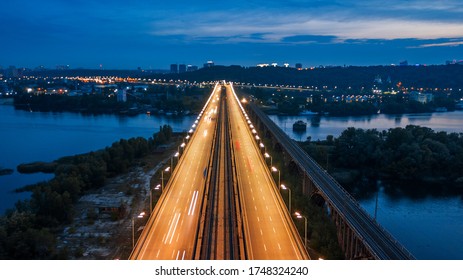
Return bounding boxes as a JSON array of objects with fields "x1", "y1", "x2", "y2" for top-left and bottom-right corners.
[{"x1": 1, "y1": 0, "x2": 463, "y2": 69}]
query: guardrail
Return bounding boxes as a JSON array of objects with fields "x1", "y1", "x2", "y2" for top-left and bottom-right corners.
[{"x1": 247, "y1": 102, "x2": 414, "y2": 260}]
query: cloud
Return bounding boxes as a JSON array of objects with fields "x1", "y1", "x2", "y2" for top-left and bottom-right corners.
[
  {"x1": 410, "y1": 41, "x2": 463, "y2": 48},
  {"x1": 150, "y1": 12, "x2": 463, "y2": 44}
]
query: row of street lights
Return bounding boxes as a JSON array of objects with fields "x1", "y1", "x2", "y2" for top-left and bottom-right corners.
[
  {"x1": 238, "y1": 92, "x2": 310, "y2": 252},
  {"x1": 132, "y1": 83, "x2": 222, "y2": 250}
]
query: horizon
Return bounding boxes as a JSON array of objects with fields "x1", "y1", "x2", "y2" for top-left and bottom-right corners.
[
  {"x1": 3, "y1": 61, "x2": 463, "y2": 72},
  {"x1": 1, "y1": 1, "x2": 463, "y2": 70}
]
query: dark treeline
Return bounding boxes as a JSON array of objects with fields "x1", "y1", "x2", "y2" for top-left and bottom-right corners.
[
  {"x1": 302, "y1": 125, "x2": 463, "y2": 190},
  {"x1": 13, "y1": 84, "x2": 208, "y2": 115},
  {"x1": 242, "y1": 86, "x2": 460, "y2": 116},
  {"x1": 18, "y1": 64, "x2": 463, "y2": 90},
  {"x1": 0, "y1": 125, "x2": 174, "y2": 259}
]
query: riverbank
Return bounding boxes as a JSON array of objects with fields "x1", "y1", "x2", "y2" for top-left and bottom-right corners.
[
  {"x1": 0, "y1": 168, "x2": 13, "y2": 176},
  {"x1": 55, "y1": 148, "x2": 176, "y2": 259}
]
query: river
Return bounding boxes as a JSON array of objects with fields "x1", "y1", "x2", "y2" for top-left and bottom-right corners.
[
  {"x1": 0, "y1": 104, "x2": 195, "y2": 214},
  {"x1": 1, "y1": 104, "x2": 462, "y2": 259},
  {"x1": 269, "y1": 111, "x2": 463, "y2": 260}
]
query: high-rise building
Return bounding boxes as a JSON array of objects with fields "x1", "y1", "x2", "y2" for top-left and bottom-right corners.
[
  {"x1": 187, "y1": 65, "x2": 198, "y2": 72},
  {"x1": 170, "y1": 64, "x2": 178, "y2": 74},
  {"x1": 179, "y1": 64, "x2": 187, "y2": 73},
  {"x1": 203, "y1": 61, "x2": 214, "y2": 68}
]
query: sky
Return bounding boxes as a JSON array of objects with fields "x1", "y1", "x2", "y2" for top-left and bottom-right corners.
[{"x1": 1, "y1": 0, "x2": 463, "y2": 70}]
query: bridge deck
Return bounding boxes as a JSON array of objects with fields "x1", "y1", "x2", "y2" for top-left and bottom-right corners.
[{"x1": 248, "y1": 102, "x2": 414, "y2": 260}]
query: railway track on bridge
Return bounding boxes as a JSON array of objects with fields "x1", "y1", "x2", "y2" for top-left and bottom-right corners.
[{"x1": 197, "y1": 88, "x2": 241, "y2": 259}]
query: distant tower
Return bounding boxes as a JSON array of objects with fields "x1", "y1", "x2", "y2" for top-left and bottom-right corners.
[
  {"x1": 170, "y1": 64, "x2": 178, "y2": 74},
  {"x1": 203, "y1": 61, "x2": 214, "y2": 68},
  {"x1": 187, "y1": 65, "x2": 198, "y2": 72},
  {"x1": 179, "y1": 64, "x2": 187, "y2": 73}
]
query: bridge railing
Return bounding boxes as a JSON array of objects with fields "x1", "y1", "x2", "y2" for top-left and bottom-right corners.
[{"x1": 247, "y1": 102, "x2": 415, "y2": 260}]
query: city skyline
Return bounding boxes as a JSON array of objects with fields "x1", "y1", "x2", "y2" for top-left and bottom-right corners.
[{"x1": 1, "y1": 0, "x2": 463, "y2": 69}]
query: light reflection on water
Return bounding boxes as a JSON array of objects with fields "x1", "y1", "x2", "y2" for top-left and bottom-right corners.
[
  {"x1": 0, "y1": 105, "x2": 196, "y2": 214},
  {"x1": 1, "y1": 104, "x2": 462, "y2": 259},
  {"x1": 271, "y1": 111, "x2": 463, "y2": 259},
  {"x1": 269, "y1": 111, "x2": 463, "y2": 142}
]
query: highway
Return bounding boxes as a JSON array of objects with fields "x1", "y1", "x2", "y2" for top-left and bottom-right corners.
[
  {"x1": 130, "y1": 83, "x2": 221, "y2": 260},
  {"x1": 131, "y1": 82, "x2": 309, "y2": 260},
  {"x1": 248, "y1": 102, "x2": 414, "y2": 260},
  {"x1": 198, "y1": 86, "x2": 240, "y2": 259},
  {"x1": 227, "y1": 84, "x2": 309, "y2": 260}
]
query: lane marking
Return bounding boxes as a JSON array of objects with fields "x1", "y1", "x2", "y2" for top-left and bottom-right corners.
[
  {"x1": 188, "y1": 191, "x2": 199, "y2": 216},
  {"x1": 165, "y1": 213, "x2": 181, "y2": 245}
]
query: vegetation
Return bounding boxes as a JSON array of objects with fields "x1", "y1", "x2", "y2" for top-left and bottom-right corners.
[
  {"x1": 260, "y1": 136, "x2": 344, "y2": 259},
  {"x1": 0, "y1": 126, "x2": 174, "y2": 259},
  {"x1": 300, "y1": 125, "x2": 463, "y2": 190},
  {"x1": 0, "y1": 168, "x2": 14, "y2": 176},
  {"x1": 242, "y1": 85, "x2": 460, "y2": 116},
  {"x1": 13, "y1": 84, "x2": 209, "y2": 115}
]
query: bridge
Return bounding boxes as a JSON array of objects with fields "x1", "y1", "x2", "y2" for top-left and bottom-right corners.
[
  {"x1": 130, "y1": 82, "x2": 308, "y2": 260},
  {"x1": 246, "y1": 101, "x2": 414, "y2": 260},
  {"x1": 129, "y1": 82, "x2": 413, "y2": 260}
]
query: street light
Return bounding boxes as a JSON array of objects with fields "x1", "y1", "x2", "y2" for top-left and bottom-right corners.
[
  {"x1": 295, "y1": 212, "x2": 307, "y2": 249},
  {"x1": 171, "y1": 151, "x2": 180, "y2": 170},
  {"x1": 271, "y1": 166, "x2": 280, "y2": 188},
  {"x1": 259, "y1": 142, "x2": 265, "y2": 154},
  {"x1": 132, "y1": 211, "x2": 146, "y2": 248},
  {"x1": 281, "y1": 184, "x2": 291, "y2": 214},
  {"x1": 264, "y1": 153, "x2": 272, "y2": 166},
  {"x1": 178, "y1": 142, "x2": 186, "y2": 154},
  {"x1": 161, "y1": 167, "x2": 170, "y2": 191}
]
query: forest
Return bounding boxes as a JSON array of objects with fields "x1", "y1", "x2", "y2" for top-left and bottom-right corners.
[
  {"x1": 12, "y1": 84, "x2": 209, "y2": 115},
  {"x1": 301, "y1": 125, "x2": 463, "y2": 191},
  {"x1": 0, "y1": 125, "x2": 174, "y2": 259}
]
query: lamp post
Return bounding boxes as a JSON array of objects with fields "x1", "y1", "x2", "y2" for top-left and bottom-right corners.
[
  {"x1": 281, "y1": 184, "x2": 291, "y2": 214},
  {"x1": 271, "y1": 166, "x2": 280, "y2": 188},
  {"x1": 178, "y1": 142, "x2": 186, "y2": 155},
  {"x1": 264, "y1": 153, "x2": 272, "y2": 166},
  {"x1": 132, "y1": 211, "x2": 146, "y2": 248},
  {"x1": 171, "y1": 152, "x2": 179, "y2": 170},
  {"x1": 150, "y1": 184, "x2": 161, "y2": 213},
  {"x1": 161, "y1": 167, "x2": 170, "y2": 192},
  {"x1": 259, "y1": 142, "x2": 265, "y2": 153},
  {"x1": 295, "y1": 212, "x2": 307, "y2": 249}
]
